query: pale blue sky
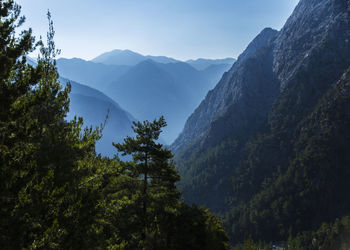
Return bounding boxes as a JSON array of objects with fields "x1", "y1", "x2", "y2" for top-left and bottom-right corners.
[{"x1": 16, "y1": 0, "x2": 299, "y2": 61}]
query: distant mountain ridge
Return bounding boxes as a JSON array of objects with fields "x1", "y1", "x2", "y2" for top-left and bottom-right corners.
[
  {"x1": 91, "y1": 49, "x2": 235, "y2": 69},
  {"x1": 57, "y1": 52, "x2": 235, "y2": 144},
  {"x1": 57, "y1": 58, "x2": 131, "y2": 91},
  {"x1": 107, "y1": 59, "x2": 234, "y2": 143},
  {"x1": 91, "y1": 49, "x2": 179, "y2": 66}
]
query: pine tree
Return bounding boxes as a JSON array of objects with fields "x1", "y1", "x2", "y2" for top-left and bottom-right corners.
[
  {"x1": 0, "y1": 2, "x2": 100, "y2": 248},
  {"x1": 114, "y1": 116, "x2": 180, "y2": 249},
  {"x1": 0, "y1": 0, "x2": 40, "y2": 246}
]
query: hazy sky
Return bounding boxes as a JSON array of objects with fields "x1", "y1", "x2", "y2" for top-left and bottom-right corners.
[{"x1": 16, "y1": 0, "x2": 299, "y2": 61}]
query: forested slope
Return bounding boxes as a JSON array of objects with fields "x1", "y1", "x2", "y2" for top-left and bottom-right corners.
[{"x1": 172, "y1": 0, "x2": 350, "y2": 246}]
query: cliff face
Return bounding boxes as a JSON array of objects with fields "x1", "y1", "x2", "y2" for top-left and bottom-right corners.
[
  {"x1": 273, "y1": 0, "x2": 350, "y2": 89},
  {"x1": 172, "y1": 0, "x2": 350, "y2": 214},
  {"x1": 171, "y1": 28, "x2": 279, "y2": 155}
]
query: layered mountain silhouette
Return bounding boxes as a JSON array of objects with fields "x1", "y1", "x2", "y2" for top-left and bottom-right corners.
[
  {"x1": 57, "y1": 58, "x2": 131, "y2": 91},
  {"x1": 27, "y1": 57, "x2": 134, "y2": 156},
  {"x1": 172, "y1": 0, "x2": 350, "y2": 244},
  {"x1": 91, "y1": 49, "x2": 179, "y2": 66},
  {"x1": 57, "y1": 53, "x2": 235, "y2": 144},
  {"x1": 60, "y1": 78, "x2": 134, "y2": 157},
  {"x1": 106, "y1": 60, "x2": 232, "y2": 143}
]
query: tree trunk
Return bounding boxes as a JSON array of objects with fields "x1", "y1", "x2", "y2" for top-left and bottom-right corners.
[{"x1": 142, "y1": 154, "x2": 148, "y2": 243}]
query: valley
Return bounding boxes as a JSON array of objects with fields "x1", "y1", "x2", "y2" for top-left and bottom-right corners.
[
  {"x1": 56, "y1": 51, "x2": 235, "y2": 147},
  {"x1": 2, "y1": 0, "x2": 350, "y2": 248}
]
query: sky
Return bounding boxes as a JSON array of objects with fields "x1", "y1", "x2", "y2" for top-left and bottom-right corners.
[{"x1": 16, "y1": 0, "x2": 300, "y2": 61}]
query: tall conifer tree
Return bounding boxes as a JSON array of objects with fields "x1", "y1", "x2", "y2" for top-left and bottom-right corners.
[
  {"x1": 0, "y1": 2, "x2": 99, "y2": 248},
  {"x1": 114, "y1": 116, "x2": 180, "y2": 249}
]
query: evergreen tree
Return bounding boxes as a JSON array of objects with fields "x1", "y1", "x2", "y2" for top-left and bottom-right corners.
[
  {"x1": 0, "y1": 0, "x2": 43, "y2": 246},
  {"x1": 0, "y1": 2, "x2": 100, "y2": 248},
  {"x1": 114, "y1": 117, "x2": 180, "y2": 249}
]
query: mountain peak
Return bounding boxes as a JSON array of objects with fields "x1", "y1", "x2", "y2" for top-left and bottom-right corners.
[
  {"x1": 235, "y1": 27, "x2": 277, "y2": 65},
  {"x1": 91, "y1": 49, "x2": 180, "y2": 66},
  {"x1": 273, "y1": 0, "x2": 350, "y2": 88},
  {"x1": 91, "y1": 49, "x2": 144, "y2": 66}
]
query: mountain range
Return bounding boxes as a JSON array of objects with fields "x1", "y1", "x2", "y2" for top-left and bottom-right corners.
[
  {"x1": 171, "y1": 0, "x2": 350, "y2": 245},
  {"x1": 56, "y1": 52, "x2": 235, "y2": 144}
]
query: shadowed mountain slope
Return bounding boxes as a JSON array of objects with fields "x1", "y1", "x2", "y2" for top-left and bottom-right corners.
[
  {"x1": 59, "y1": 77, "x2": 134, "y2": 156},
  {"x1": 171, "y1": 0, "x2": 350, "y2": 244}
]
